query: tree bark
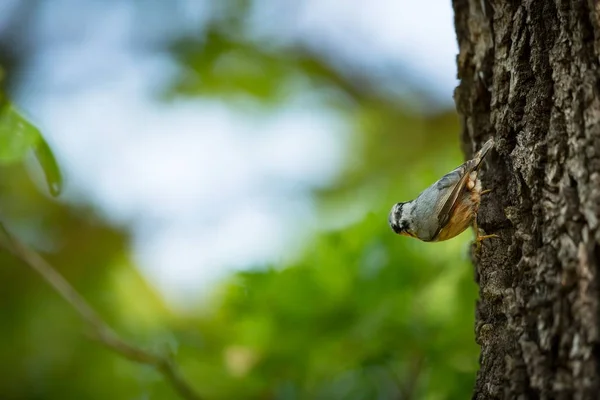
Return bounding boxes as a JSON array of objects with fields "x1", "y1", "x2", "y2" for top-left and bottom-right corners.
[{"x1": 453, "y1": 0, "x2": 600, "y2": 398}]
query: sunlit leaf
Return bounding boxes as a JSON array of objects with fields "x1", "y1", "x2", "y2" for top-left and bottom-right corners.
[
  {"x1": 0, "y1": 104, "x2": 62, "y2": 196},
  {"x1": 32, "y1": 134, "x2": 63, "y2": 197}
]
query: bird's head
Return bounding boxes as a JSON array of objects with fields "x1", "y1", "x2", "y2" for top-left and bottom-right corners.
[{"x1": 388, "y1": 202, "x2": 416, "y2": 238}]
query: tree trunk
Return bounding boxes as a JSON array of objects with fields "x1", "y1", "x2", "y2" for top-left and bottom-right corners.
[{"x1": 452, "y1": 0, "x2": 600, "y2": 398}]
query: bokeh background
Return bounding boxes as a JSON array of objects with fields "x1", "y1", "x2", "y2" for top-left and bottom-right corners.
[{"x1": 0, "y1": 1, "x2": 478, "y2": 399}]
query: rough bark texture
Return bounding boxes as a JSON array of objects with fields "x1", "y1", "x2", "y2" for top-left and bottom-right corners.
[{"x1": 453, "y1": 0, "x2": 600, "y2": 398}]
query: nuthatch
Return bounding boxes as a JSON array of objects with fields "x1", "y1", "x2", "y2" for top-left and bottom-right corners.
[{"x1": 388, "y1": 138, "x2": 497, "y2": 242}]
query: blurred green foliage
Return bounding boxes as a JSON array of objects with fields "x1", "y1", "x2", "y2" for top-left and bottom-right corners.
[
  {"x1": 176, "y1": 119, "x2": 478, "y2": 400},
  {"x1": 0, "y1": 3, "x2": 478, "y2": 400}
]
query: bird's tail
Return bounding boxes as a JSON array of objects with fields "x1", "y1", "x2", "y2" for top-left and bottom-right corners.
[{"x1": 473, "y1": 138, "x2": 494, "y2": 169}]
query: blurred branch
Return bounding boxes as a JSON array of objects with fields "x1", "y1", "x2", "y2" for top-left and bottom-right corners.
[
  {"x1": 169, "y1": 30, "x2": 429, "y2": 106},
  {"x1": 0, "y1": 221, "x2": 202, "y2": 400}
]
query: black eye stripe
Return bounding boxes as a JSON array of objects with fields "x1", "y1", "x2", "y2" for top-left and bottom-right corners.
[{"x1": 399, "y1": 221, "x2": 409, "y2": 232}]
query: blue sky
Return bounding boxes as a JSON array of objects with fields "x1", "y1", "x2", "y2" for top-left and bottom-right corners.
[{"x1": 3, "y1": 0, "x2": 458, "y2": 307}]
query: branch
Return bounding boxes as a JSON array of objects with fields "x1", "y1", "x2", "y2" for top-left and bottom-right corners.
[{"x1": 0, "y1": 222, "x2": 202, "y2": 400}]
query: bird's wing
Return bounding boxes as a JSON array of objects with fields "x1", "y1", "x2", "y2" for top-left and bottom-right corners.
[
  {"x1": 433, "y1": 139, "x2": 494, "y2": 238},
  {"x1": 435, "y1": 161, "x2": 475, "y2": 231}
]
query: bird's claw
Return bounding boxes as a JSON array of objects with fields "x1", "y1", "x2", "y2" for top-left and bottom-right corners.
[{"x1": 475, "y1": 233, "x2": 500, "y2": 242}]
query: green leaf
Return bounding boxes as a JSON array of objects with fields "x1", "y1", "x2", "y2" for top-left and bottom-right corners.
[{"x1": 0, "y1": 104, "x2": 63, "y2": 196}]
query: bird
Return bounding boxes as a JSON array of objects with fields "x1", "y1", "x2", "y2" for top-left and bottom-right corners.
[{"x1": 388, "y1": 138, "x2": 497, "y2": 243}]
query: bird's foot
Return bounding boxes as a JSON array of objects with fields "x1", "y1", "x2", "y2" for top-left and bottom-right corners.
[{"x1": 476, "y1": 233, "x2": 499, "y2": 242}]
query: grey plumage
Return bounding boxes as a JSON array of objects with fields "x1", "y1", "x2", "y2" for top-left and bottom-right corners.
[{"x1": 389, "y1": 138, "x2": 494, "y2": 242}]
